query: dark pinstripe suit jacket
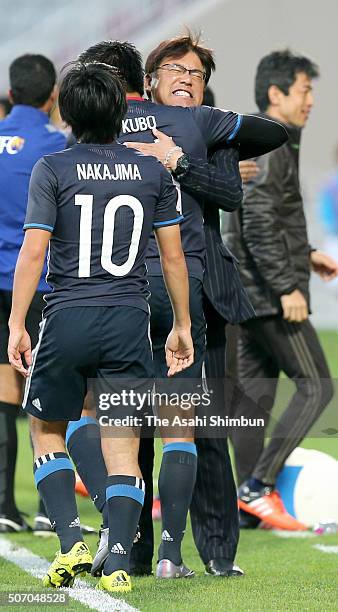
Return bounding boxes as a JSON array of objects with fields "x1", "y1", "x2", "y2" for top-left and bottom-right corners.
[{"x1": 180, "y1": 148, "x2": 255, "y2": 324}]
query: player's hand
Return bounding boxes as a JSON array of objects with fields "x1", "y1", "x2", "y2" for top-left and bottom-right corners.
[
  {"x1": 124, "y1": 129, "x2": 183, "y2": 170},
  {"x1": 310, "y1": 250, "x2": 338, "y2": 281},
  {"x1": 280, "y1": 289, "x2": 308, "y2": 322},
  {"x1": 7, "y1": 326, "x2": 32, "y2": 377},
  {"x1": 239, "y1": 160, "x2": 259, "y2": 183},
  {"x1": 165, "y1": 327, "x2": 194, "y2": 377}
]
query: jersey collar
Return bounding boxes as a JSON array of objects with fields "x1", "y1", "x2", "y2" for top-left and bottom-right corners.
[
  {"x1": 9, "y1": 104, "x2": 49, "y2": 125},
  {"x1": 126, "y1": 96, "x2": 145, "y2": 101}
]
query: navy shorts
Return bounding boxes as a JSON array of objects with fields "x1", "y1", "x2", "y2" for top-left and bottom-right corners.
[
  {"x1": 0, "y1": 290, "x2": 44, "y2": 364},
  {"x1": 23, "y1": 306, "x2": 154, "y2": 422},
  {"x1": 146, "y1": 276, "x2": 206, "y2": 436},
  {"x1": 149, "y1": 275, "x2": 206, "y2": 383}
]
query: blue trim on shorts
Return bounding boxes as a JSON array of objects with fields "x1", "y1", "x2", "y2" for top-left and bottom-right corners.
[
  {"x1": 34, "y1": 458, "x2": 73, "y2": 487},
  {"x1": 66, "y1": 416, "x2": 98, "y2": 447},
  {"x1": 163, "y1": 441, "x2": 197, "y2": 456},
  {"x1": 106, "y1": 484, "x2": 145, "y2": 505}
]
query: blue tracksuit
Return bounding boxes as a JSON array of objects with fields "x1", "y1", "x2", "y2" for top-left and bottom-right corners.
[{"x1": 0, "y1": 105, "x2": 66, "y2": 291}]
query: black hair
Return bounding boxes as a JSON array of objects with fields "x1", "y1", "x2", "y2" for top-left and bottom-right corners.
[
  {"x1": 255, "y1": 49, "x2": 319, "y2": 112},
  {"x1": 59, "y1": 62, "x2": 127, "y2": 143},
  {"x1": 9, "y1": 54, "x2": 56, "y2": 107},
  {"x1": 145, "y1": 30, "x2": 215, "y2": 85},
  {"x1": 78, "y1": 41, "x2": 144, "y2": 95},
  {"x1": 203, "y1": 86, "x2": 215, "y2": 106}
]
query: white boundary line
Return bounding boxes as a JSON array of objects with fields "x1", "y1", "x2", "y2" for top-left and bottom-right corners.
[
  {"x1": 0, "y1": 537, "x2": 139, "y2": 612},
  {"x1": 269, "y1": 530, "x2": 316, "y2": 539},
  {"x1": 313, "y1": 544, "x2": 338, "y2": 554}
]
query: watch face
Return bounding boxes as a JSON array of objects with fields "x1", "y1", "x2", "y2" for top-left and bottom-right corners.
[{"x1": 176, "y1": 154, "x2": 189, "y2": 174}]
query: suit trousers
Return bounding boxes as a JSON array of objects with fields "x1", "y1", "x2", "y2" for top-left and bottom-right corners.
[
  {"x1": 231, "y1": 316, "x2": 334, "y2": 485},
  {"x1": 190, "y1": 296, "x2": 239, "y2": 564}
]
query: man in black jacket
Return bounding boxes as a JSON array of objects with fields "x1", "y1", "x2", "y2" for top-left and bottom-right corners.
[{"x1": 223, "y1": 50, "x2": 338, "y2": 530}]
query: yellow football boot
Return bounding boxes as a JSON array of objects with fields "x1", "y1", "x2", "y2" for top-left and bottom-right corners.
[
  {"x1": 97, "y1": 569, "x2": 132, "y2": 593},
  {"x1": 42, "y1": 541, "x2": 92, "y2": 588}
]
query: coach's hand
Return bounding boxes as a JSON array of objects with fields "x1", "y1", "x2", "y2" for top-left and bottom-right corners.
[
  {"x1": 124, "y1": 129, "x2": 184, "y2": 171},
  {"x1": 239, "y1": 160, "x2": 259, "y2": 183},
  {"x1": 7, "y1": 326, "x2": 32, "y2": 377},
  {"x1": 165, "y1": 327, "x2": 194, "y2": 377},
  {"x1": 310, "y1": 250, "x2": 338, "y2": 281},
  {"x1": 280, "y1": 289, "x2": 308, "y2": 322}
]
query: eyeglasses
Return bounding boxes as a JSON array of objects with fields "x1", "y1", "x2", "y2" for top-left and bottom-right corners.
[{"x1": 157, "y1": 63, "x2": 206, "y2": 82}]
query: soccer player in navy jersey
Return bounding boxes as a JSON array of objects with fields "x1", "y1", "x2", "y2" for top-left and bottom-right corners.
[
  {"x1": 7, "y1": 62, "x2": 194, "y2": 593},
  {"x1": 63, "y1": 39, "x2": 288, "y2": 580}
]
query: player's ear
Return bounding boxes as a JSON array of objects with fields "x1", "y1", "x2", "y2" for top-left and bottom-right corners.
[
  {"x1": 43, "y1": 85, "x2": 58, "y2": 116},
  {"x1": 144, "y1": 73, "x2": 153, "y2": 100},
  {"x1": 50, "y1": 84, "x2": 58, "y2": 106},
  {"x1": 8, "y1": 89, "x2": 14, "y2": 105}
]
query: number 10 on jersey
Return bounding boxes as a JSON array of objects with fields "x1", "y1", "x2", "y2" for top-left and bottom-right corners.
[{"x1": 75, "y1": 194, "x2": 144, "y2": 277}]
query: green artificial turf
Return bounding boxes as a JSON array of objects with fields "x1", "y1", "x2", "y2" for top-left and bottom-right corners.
[{"x1": 0, "y1": 332, "x2": 337, "y2": 611}]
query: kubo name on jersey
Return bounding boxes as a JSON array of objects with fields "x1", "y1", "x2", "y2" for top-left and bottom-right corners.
[
  {"x1": 121, "y1": 115, "x2": 157, "y2": 133},
  {"x1": 76, "y1": 163, "x2": 142, "y2": 181}
]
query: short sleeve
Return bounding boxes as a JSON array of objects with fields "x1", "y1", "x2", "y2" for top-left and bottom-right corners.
[
  {"x1": 24, "y1": 158, "x2": 58, "y2": 232},
  {"x1": 191, "y1": 106, "x2": 242, "y2": 148},
  {"x1": 153, "y1": 168, "x2": 183, "y2": 228}
]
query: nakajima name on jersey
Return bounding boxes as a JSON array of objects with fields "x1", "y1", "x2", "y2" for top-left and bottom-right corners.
[{"x1": 77, "y1": 163, "x2": 142, "y2": 181}]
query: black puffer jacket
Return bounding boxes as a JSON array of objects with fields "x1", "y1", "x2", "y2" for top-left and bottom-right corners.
[{"x1": 222, "y1": 117, "x2": 312, "y2": 317}]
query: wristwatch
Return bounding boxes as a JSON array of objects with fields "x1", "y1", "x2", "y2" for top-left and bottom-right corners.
[{"x1": 172, "y1": 153, "x2": 190, "y2": 178}]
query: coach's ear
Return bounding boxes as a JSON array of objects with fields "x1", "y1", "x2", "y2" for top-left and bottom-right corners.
[{"x1": 144, "y1": 73, "x2": 153, "y2": 100}]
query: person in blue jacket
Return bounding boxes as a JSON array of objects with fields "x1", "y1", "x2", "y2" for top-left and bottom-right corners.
[
  {"x1": 0, "y1": 54, "x2": 66, "y2": 533},
  {"x1": 319, "y1": 144, "x2": 338, "y2": 296}
]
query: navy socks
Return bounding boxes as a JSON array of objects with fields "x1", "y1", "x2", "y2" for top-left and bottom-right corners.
[
  {"x1": 66, "y1": 417, "x2": 108, "y2": 527},
  {"x1": 158, "y1": 442, "x2": 197, "y2": 565},
  {"x1": 104, "y1": 475, "x2": 145, "y2": 575},
  {"x1": 34, "y1": 452, "x2": 82, "y2": 553},
  {"x1": 0, "y1": 402, "x2": 18, "y2": 516}
]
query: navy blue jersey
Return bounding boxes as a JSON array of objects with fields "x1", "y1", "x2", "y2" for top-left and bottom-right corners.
[
  {"x1": 24, "y1": 142, "x2": 181, "y2": 316},
  {"x1": 118, "y1": 100, "x2": 242, "y2": 280}
]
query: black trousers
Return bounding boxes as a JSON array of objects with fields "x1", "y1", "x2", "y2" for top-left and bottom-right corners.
[
  {"x1": 131, "y1": 295, "x2": 239, "y2": 567},
  {"x1": 232, "y1": 316, "x2": 334, "y2": 485},
  {"x1": 190, "y1": 296, "x2": 239, "y2": 564}
]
